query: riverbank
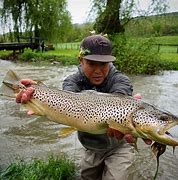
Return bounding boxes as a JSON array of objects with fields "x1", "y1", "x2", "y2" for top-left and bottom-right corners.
[
  {"x1": 1, "y1": 47, "x2": 178, "y2": 74},
  {"x1": 0, "y1": 49, "x2": 79, "y2": 66}
]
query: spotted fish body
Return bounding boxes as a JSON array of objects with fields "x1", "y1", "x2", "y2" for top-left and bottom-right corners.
[{"x1": 1, "y1": 70, "x2": 178, "y2": 147}]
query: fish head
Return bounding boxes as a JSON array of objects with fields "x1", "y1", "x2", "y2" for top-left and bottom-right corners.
[{"x1": 133, "y1": 108, "x2": 178, "y2": 146}]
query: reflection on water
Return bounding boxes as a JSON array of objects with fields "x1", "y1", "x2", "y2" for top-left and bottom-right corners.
[{"x1": 0, "y1": 59, "x2": 178, "y2": 179}]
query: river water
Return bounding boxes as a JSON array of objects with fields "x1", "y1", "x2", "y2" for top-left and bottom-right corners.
[{"x1": 0, "y1": 59, "x2": 178, "y2": 179}]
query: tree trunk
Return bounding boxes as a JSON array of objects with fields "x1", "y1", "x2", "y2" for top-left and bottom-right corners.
[{"x1": 94, "y1": 0, "x2": 124, "y2": 34}]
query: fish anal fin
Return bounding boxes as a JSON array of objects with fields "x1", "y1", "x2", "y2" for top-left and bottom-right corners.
[{"x1": 58, "y1": 127, "x2": 77, "y2": 138}]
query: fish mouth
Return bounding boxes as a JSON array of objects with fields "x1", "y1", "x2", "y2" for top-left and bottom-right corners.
[{"x1": 156, "y1": 123, "x2": 178, "y2": 146}]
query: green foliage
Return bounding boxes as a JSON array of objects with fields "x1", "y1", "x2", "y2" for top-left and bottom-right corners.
[
  {"x1": 18, "y1": 49, "x2": 79, "y2": 65},
  {"x1": 19, "y1": 50, "x2": 41, "y2": 61},
  {"x1": 90, "y1": 0, "x2": 167, "y2": 34},
  {"x1": 0, "y1": 155, "x2": 76, "y2": 180},
  {"x1": 111, "y1": 34, "x2": 162, "y2": 74},
  {"x1": 1, "y1": 0, "x2": 72, "y2": 43},
  {"x1": 125, "y1": 13, "x2": 178, "y2": 37},
  {"x1": 70, "y1": 23, "x2": 94, "y2": 42},
  {"x1": 159, "y1": 53, "x2": 178, "y2": 70}
]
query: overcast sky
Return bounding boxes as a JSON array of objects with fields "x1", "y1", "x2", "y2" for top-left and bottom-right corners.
[{"x1": 67, "y1": 0, "x2": 178, "y2": 24}]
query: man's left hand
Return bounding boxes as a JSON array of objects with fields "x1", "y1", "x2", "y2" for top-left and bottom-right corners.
[{"x1": 107, "y1": 129, "x2": 152, "y2": 145}]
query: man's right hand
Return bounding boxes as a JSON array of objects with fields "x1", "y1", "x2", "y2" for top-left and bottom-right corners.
[{"x1": 16, "y1": 79, "x2": 36, "y2": 104}]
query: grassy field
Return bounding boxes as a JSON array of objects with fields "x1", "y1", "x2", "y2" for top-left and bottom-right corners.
[
  {"x1": 154, "y1": 36, "x2": 178, "y2": 65},
  {"x1": 154, "y1": 35, "x2": 178, "y2": 44},
  {"x1": 46, "y1": 49, "x2": 79, "y2": 57}
]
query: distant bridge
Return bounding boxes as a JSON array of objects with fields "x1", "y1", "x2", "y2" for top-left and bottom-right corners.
[
  {"x1": 0, "y1": 36, "x2": 45, "y2": 53},
  {"x1": 0, "y1": 42, "x2": 39, "y2": 53}
]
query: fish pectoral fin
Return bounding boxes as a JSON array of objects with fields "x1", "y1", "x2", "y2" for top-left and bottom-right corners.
[
  {"x1": 108, "y1": 121, "x2": 132, "y2": 134},
  {"x1": 58, "y1": 127, "x2": 77, "y2": 138}
]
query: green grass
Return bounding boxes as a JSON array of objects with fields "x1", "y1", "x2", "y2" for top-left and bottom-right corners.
[
  {"x1": 160, "y1": 53, "x2": 178, "y2": 61},
  {"x1": 154, "y1": 35, "x2": 178, "y2": 44},
  {"x1": 0, "y1": 155, "x2": 76, "y2": 180},
  {"x1": 0, "y1": 49, "x2": 79, "y2": 65},
  {"x1": 46, "y1": 49, "x2": 78, "y2": 57}
]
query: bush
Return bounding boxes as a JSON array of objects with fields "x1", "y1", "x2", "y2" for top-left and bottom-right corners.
[
  {"x1": 18, "y1": 49, "x2": 78, "y2": 65},
  {"x1": 110, "y1": 34, "x2": 163, "y2": 74},
  {"x1": 19, "y1": 49, "x2": 41, "y2": 61}
]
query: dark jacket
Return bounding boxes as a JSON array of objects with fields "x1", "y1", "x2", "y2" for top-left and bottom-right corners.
[{"x1": 62, "y1": 63, "x2": 133, "y2": 151}]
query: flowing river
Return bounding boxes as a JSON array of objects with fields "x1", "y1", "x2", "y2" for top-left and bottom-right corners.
[{"x1": 0, "y1": 59, "x2": 178, "y2": 179}]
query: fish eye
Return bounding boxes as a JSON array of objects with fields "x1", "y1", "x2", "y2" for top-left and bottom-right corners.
[{"x1": 159, "y1": 115, "x2": 168, "y2": 121}]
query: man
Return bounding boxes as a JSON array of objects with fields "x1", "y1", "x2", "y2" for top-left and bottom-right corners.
[{"x1": 16, "y1": 34, "x2": 151, "y2": 180}]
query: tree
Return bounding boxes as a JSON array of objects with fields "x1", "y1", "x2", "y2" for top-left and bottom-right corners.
[
  {"x1": 91, "y1": 0, "x2": 168, "y2": 34},
  {"x1": 0, "y1": 0, "x2": 73, "y2": 43}
]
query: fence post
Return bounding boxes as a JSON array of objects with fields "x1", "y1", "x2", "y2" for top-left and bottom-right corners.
[{"x1": 158, "y1": 44, "x2": 160, "y2": 52}]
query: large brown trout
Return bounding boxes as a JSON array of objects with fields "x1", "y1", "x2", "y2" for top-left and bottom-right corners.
[{"x1": 1, "y1": 70, "x2": 178, "y2": 178}]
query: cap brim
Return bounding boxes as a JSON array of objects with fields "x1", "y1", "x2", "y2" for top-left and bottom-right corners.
[{"x1": 83, "y1": 55, "x2": 116, "y2": 62}]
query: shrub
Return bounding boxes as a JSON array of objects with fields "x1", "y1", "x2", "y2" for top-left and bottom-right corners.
[
  {"x1": 19, "y1": 49, "x2": 40, "y2": 61},
  {"x1": 110, "y1": 34, "x2": 163, "y2": 74}
]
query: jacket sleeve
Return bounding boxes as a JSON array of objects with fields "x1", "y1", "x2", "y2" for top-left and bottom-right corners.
[
  {"x1": 62, "y1": 73, "x2": 81, "y2": 92},
  {"x1": 108, "y1": 72, "x2": 133, "y2": 96}
]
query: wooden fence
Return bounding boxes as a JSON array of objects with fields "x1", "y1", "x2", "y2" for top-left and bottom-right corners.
[
  {"x1": 56, "y1": 42, "x2": 178, "y2": 53},
  {"x1": 56, "y1": 43, "x2": 80, "y2": 50}
]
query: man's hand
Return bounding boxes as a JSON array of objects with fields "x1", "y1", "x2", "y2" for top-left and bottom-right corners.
[
  {"x1": 107, "y1": 128, "x2": 124, "y2": 140},
  {"x1": 107, "y1": 128, "x2": 136, "y2": 143},
  {"x1": 16, "y1": 79, "x2": 36, "y2": 104},
  {"x1": 107, "y1": 129, "x2": 152, "y2": 145}
]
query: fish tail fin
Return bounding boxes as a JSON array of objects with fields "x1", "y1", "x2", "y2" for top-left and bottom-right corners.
[{"x1": 0, "y1": 70, "x2": 21, "y2": 98}]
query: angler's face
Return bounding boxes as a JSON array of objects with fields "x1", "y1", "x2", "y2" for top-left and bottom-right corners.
[{"x1": 80, "y1": 58, "x2": 110, "y2": 85}]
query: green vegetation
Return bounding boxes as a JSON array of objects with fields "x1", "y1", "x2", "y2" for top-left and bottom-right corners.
[
  {"x1": 0, "y1": 35, "x2": 178, "y2": 73},
  {"x1": 91, "y1": 0, "x2": 167, "y2": 34},
  {"x1": 0, "y1": 155, "x2": 76, "y2": 180},
  {"x1": 1, "y1": 0, "x2": 72, "y2": 43},
  {"x1": 0, "y1": 49, "x2": 79, "y2": 66},
  {"x1": 125, "y1": 13, "x2": 178, "y2": 37},
  {"x1": 154, "y1": 35, "x2": 178, "y2": 44},
  {"x1": 111, "y1": 34, "x2": 178, "y2": 74},
  {"x1": 111, "y1": 34, "x2": 161, "y2": 74}
]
